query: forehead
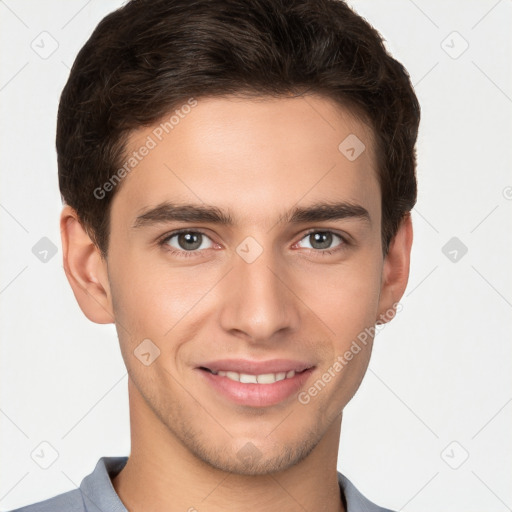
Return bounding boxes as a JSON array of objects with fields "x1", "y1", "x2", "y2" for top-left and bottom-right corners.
[{"x1": 111, "y1": 94, "x2": 380, "y2": 228}]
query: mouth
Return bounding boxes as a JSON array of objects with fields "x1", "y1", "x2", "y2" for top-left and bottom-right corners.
[
  {"x1": 196, "y1": 360, "x2": 315, "y2": 407},
  {"x1": 199, "y1": 366, "x2": 309, "y2": 384}
]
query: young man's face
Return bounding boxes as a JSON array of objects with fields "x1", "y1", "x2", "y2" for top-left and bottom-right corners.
[{"x1": 64, "y1": 94, "x2": 411, "y2": 475}]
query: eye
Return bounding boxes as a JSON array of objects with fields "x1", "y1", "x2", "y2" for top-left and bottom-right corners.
[
  {"x1": 160, "y1": 230, "x2": 215, "y2": 255},
  {"x1": 158, "y1": 229, "x2": 348, "y2": 259},
  {"x1": 295, "y1": 230, "x2": 347, "y2": 255}
]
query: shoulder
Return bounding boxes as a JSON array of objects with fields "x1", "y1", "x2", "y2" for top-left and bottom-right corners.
[
  {"x1": 6, "y1": 456, "x2": 128, "y2": 512},
  {"x1": 6, "y1": 488, "x2": 84, "y2": 512},
  {"x1": 338, "y1": 471, "x2": 396, "y2": 512}
]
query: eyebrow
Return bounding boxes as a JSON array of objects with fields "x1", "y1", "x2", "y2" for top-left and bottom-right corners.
[{"x1": 131, "y1": 201, "x2": 371, "y2": 229}]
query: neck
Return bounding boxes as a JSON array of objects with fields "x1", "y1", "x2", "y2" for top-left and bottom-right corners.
[{"x1": 112, "y1": 378, "x2": 345, "y2": 512}]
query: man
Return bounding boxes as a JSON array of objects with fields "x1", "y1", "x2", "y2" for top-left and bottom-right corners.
[{"x1": 11, "y1": 0, "x2": 419, "y2": 510}]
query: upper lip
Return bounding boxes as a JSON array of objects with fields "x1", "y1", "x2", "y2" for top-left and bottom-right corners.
[{"x1": 198, "y1": 359, "x2": 315, "y2": 375}]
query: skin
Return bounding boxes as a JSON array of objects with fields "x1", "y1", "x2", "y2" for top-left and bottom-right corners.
[{"x1": 60, "y1": 94, "x2": 413, "y2": 512}]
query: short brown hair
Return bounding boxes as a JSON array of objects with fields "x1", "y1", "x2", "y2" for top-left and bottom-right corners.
[{"x1": 57, "y1": 0, "x2": 420, "y2": 257}]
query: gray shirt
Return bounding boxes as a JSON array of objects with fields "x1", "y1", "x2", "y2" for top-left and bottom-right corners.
[{"x1": 9, "y1": 457, "x2": 395, "y2": 512}]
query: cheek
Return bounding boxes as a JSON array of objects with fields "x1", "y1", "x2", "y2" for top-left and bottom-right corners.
[
  {"x1": 108, "y1": 255, "x2": 217, "y2": 343},
  {"x1": 300, "y1": 254, "x2": 383, "y2": 340},
  {"x1": 302, "y1": 273, "x2": 380, "y2": 415},
  {"x1": 109, "y1": 234, "x2": 383, "y2": 349}
]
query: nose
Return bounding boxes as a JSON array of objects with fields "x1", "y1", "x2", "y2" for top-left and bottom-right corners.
[{"x1": 218, "y1": 246, "x2": 301, "y2": 343}]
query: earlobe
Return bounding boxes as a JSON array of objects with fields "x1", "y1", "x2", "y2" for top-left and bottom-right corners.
[
  {"x1": 376, "y1": 213, "x2": 413, "y2": 325},
  {"x1": 60, "y1": 205, "x2": 114, "y2": 324}
]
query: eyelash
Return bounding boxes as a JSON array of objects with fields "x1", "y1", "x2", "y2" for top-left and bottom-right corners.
[{"x1": 157, "y1": 228, "x2": 350, "y2": 259}]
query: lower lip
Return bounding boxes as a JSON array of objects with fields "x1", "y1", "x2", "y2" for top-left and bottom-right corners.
[{"x1": 198, "y1": 368, "x2": 314, "y2": 407}]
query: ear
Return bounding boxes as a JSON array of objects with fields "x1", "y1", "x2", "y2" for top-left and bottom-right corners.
[
  {"x1": 60, "y1": 205, "x2": 114, "y2": 324},
  {"x1": 376, "y1": 213, "x2": 413, "y2": 325}
]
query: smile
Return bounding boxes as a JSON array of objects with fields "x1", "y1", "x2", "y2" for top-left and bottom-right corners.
[
  {"x1": 197, "y1": 364, "x2": 315, "y2": 407},
  {"x1": 201, "y1": 367, "x2": 304, "y2": 384}
]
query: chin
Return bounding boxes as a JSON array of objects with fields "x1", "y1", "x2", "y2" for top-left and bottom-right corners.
[{"x1": 192, "y1": 436, "x2": 319, "y2": 476}]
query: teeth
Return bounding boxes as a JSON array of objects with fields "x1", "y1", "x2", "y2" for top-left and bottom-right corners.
[
  {"x1": 240, "y1": 373, "x2": 258, "y2": 384},
  {"x1": 256, "y1": 373, "x2": 278, "y2": 384},
  {"x1": 226, "y1": 371, "x2": 239, "y2": 381},
  {"x1": 211, "y1": 369, "x2": 298, "y2": 384}
]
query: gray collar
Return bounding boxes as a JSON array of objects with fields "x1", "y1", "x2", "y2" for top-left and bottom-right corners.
[{"x1": 79, "y1": 456, "x2": 393, "y2": 512}]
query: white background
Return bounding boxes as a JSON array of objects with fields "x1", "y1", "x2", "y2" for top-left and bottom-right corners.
[{"x1": 1, "y1": 1, "x2": 511, "y2": 510}]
